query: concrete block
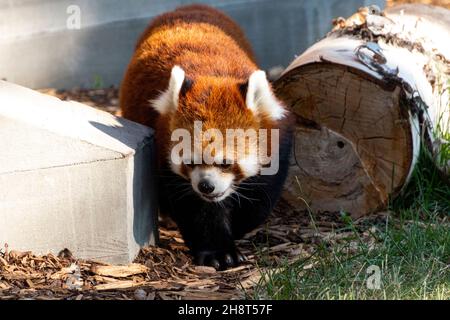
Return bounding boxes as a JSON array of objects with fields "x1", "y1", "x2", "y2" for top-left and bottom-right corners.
[{"x1": 0, "y1": 81, "x2": 157, "y2": 264}]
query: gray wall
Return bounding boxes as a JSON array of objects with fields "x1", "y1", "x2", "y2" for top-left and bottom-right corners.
[{"x1": 0, "y1": 0, "x2": 384, "y2": 89}]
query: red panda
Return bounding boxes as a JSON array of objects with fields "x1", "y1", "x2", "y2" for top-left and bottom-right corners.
[{"x1": 120, "y1": 4, "x2": 293, "y2": 270}]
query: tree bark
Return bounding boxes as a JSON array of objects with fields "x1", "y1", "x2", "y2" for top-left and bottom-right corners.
[{"x1": 275, "y1": 4, "x2": 449, "y2": 217}]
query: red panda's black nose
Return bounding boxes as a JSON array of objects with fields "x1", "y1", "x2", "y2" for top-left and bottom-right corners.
[{"x1": 198, "y1": 180, "x2": 215, "y2": 194}]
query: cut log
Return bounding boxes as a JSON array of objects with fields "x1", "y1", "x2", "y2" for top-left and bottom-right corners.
[{"x1": 275, "y1": 4, "x2": 449, "y2": 217}]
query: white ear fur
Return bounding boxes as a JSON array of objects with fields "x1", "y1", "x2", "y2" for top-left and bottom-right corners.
[
  {"x1": 150, "y1": 65, "x2": 185, "y2": 114},
  {"x1": 246, "y1": 70, "x2": 286, "y2": 120}
]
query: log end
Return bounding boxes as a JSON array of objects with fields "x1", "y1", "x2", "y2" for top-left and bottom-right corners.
[{"x1": 277, "y1": 64, "x2": 414, "y2": 217}]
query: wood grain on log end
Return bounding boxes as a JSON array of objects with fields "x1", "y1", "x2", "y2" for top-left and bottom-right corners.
[{"x1": 277, "y1": 64, "x2": 413, "y2": 217}]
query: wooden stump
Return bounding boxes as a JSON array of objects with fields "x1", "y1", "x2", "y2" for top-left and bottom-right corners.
[{"x1": 276, "y1": 4, "x2": 449, "y2": 217}]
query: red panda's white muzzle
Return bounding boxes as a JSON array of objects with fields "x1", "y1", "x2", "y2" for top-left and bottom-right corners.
[{"x1": 190, "y1": 166, "x2": 234, "y2": 202}]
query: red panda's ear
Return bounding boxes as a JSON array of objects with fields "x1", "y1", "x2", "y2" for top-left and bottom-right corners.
[
  {"x1": 150, "y1": 65, "x2": 186, "y2": 114},
  {"x1": 245, "y1": 70, "x2": 286, "y2": 121}
]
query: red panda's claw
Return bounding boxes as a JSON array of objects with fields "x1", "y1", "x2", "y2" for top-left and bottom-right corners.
[{"x1": 236, "y1": 250, "x2": 246, "y2": 264}]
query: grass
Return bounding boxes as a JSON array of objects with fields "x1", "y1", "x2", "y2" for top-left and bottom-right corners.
[{"x1": 252, "y1": 150, "x2": 450, "y2": 300}]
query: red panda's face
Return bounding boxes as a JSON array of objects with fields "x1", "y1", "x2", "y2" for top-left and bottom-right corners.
[{"x1": 151, "y1": 66, "x2": 286, "y2": 202}]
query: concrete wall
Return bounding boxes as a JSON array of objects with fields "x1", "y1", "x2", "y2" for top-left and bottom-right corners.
[{"x1": 0, "y1": 0, "x2": 384, "y2": 89}]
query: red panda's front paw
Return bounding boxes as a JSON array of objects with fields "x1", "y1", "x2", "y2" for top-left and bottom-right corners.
[{"x1": 193, "y1": 248, "x2": 246, "y2": 271}]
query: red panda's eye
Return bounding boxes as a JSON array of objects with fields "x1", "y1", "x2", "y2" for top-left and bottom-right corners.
[
  {"x1": 185, "y1": 163, "x2": 195, "y2": 169},
  {"x1": 220, "y1": 160, "x2": 232, "y2": 170}
]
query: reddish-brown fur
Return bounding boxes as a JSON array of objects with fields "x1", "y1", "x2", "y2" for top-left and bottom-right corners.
[{"x1": 120, "y1": 4, "x2": 274, "y2": 165}]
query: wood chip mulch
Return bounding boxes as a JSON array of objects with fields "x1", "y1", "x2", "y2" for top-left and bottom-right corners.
[
  {"x1": 0, "y1": 200, "x2": 385, "y2": 300},
  {"x1": 0, "y1": 87, "x2": 385, "y2": 300},
  {"x1": 37, "y1": 87, "x2": 122, "y2": 116}
]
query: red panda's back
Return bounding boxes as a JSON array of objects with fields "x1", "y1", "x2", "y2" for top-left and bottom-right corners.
[
  {"x1": 120, "y1": 5, "x2": 258, "y2": 128},
  {"x1": 137, "y1": 5, "x2": 256, "y2": 61}
]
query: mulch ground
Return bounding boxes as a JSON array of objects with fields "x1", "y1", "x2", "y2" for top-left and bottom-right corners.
[
  {"x1": 0, "y1": 88, "x2": 384, "y2": 300},
  {"x1": 37, "y1": 87, "x2": 122, "y2": 116},
  {"x1": 0, "y1": 198, "x2": 384, "y2": 300}
]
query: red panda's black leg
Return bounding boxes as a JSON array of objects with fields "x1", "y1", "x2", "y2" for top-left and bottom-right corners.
[
  {"x1": 162, "y1": 181, "x2": 244, "y2": 269},
  {"x1": 173, "y1": 204, "x2": 245, "y2": 270}
]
